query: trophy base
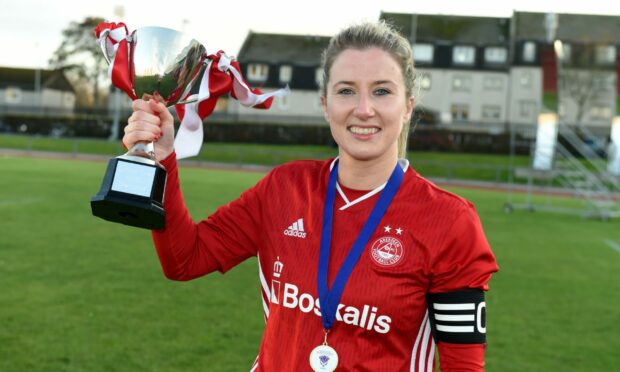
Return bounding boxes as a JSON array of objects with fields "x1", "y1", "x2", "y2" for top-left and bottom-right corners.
[{"x1": 91, "y1": 155, "x2": 166, "y2": 229}]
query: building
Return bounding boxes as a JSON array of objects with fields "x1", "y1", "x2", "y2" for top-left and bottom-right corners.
[
  {"x1": 381, "y1": 12, "x2": 511, "y2": 134},
  {"x1": 383, "y1": 11, "x2": 620, "y2": 134},
  {"x1": 512, "y1": 12, "x2": 620, "y2": 131},
  {"x1": 231, "y1": 31, "x2": 331, "y2": 125},
  {"x1": 229, "y1": 11, "x2": 620, "y2": 138},
  {"x1": 0, "y1": 67, "x2": 76, "y2": 117}
]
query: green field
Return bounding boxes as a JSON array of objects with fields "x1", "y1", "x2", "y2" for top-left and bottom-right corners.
[{"x1": 1, "y1": 156, "x2": 619, "y2": 371}]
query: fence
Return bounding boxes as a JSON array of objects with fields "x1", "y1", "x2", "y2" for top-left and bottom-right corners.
[{"x1": 0, "y1": 133, "x2": 515, "y2": 185}]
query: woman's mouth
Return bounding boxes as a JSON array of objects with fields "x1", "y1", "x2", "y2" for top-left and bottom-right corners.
[{"x1": 348, "y1": 126, "x2": 380, "y2": 135}]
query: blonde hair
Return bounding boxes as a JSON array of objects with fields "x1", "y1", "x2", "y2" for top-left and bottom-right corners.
[{"x1": 320, "y1": 21, "x2": 416, "y2": 158}]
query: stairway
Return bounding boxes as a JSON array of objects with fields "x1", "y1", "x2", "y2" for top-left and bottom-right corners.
[{"x1": 553, "y1": 126, "x2": 620, "y2": 220}]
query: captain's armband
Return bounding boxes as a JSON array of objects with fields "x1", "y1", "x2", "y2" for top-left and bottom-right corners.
[{"x1": 426, "y1": 289, "x2": 487, "y2": 344}]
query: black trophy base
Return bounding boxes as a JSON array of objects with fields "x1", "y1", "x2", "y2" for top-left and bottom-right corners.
[{"x1": 91, "y1": 156, "x2": 166, "y2": 230}]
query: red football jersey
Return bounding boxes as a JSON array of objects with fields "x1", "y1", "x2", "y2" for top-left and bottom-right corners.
[{"x1": 152, "y1": 154, "x2": 498, "y2": 371}]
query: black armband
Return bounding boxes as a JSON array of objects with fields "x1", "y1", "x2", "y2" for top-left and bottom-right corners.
[{"x1": 426, "y1": 289, "x2": 487, "y2": 344}]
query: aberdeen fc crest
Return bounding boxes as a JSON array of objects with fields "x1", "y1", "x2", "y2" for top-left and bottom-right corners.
[{"x1": 370, "y1": 236, "x2": 404, "y2": 266}]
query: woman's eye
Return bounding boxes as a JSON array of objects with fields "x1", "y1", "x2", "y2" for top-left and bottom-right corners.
[
  {"x1": 374, "y1": 88, "x2": 391, "y2": 96},
  {"x1": 337, "y1": 88, "x2": 354, "y2": 95}
]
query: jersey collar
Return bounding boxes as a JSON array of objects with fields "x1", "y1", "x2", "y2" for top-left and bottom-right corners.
[{"x1": 328, "y1": 157, "x2": 409, "y2": 211}]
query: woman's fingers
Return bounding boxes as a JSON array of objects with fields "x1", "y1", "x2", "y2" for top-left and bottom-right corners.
[
  {"x1": 124, "y1": 99, "x2": 175, "y2": 159},
  {"x1": 129, "y1": 109, "x2": 161, "y2": 126},
  {"x1": 124, "y1": 119, "x2": 162, "y2": 137},
  {"x1": 149, "y1": 100, "x2": 174, "y2": 127},
  {"x1": 132, "y1": 99, "x2": 155, "y2": 114},
  {"x1": 122, "y1": 130, "x2": 159, "y2": 148},
  {"x1": 127, "y1": 113, "x2": 162, "y2": 131},
  {"x1": 124, "y1": 101, "x2": 163, "y2": 149}
]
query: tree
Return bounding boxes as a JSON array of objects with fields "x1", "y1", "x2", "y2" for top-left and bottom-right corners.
[
  {"x1": 558, "y1": 43, "x2": 616, "y2": 130},
  {"x1": 49, "y1": 16, "x2": 108, "y2": 108},
  {"x1": 559, "y1": 69, "x2": 597, "y2": 129}
]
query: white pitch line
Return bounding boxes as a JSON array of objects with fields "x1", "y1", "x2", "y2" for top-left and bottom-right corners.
[{"x1": 604, "y1": 239, "x2": 620, "y2": 254}]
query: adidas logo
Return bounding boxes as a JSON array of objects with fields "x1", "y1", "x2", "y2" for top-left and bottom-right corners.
[{"x1": 283, "y1": 218, "x2": 307, "y2": 239}]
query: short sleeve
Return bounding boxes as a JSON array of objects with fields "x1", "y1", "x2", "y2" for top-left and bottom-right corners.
[{"x1": 429, "y1": 204, "x2": 498, "y2": 293}]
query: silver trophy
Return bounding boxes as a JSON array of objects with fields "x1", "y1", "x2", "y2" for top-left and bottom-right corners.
[{"x1": 91, "y1": 26, "x2": 206, "y2": 229}]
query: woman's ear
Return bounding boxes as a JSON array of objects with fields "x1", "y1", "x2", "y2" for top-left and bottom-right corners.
[
  {"x1": 321, "y1": 96, "x2": 329, "y2": 122},
  {"x1": 404, "y1": 96, "x2": 415, "y2": 122}
]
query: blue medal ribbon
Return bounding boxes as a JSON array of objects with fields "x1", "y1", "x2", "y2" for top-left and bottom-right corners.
[{"x1": 318, "y1": 160, "x2": 404, "y2": 330}]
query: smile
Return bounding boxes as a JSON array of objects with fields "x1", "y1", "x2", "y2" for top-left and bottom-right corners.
[{"x1": 348, "y1": 126, "x2": 380, "y2": 135}]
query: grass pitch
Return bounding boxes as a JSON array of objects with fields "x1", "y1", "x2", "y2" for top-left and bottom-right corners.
[{"x1": 0, "y1": 156, "x2": 618, "y2": 371}]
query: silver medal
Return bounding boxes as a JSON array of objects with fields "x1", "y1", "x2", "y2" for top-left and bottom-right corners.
[{"x1": 309, "y1": 344, "x2": 339, "y2": 372}]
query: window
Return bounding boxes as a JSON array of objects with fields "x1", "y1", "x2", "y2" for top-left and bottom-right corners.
[
  {"x1": 595, "y1": 45, "x2": 616, "y2": 66},
  {"x1": 315, "y1": 68, "x2": 323, "y2": 87},
  {"x1": 279, "y1": 65, "x2": 292, "y2": 84},
  {"x1": 592, "y1": 74, "x2": 613, "y2": 92},
  {"x1": 278, "y1": 94, "x2": 290, "y2": 110},
  {"x1": 482, "y1": 105, "x2": 501, "y2": 120},
  {"x1": 413, "y1": 44, "x2": 434, "y2": 63},
  {"x1": 453, "y1": 46, "x2": 476, "y2": 65},
  {"x1": 484, "y1": 47, "x2": 507, "y2": 64},
  {"x1": 5, "y1": 87, "x2": 22, "y2": 104},
  {"x1": 483, "y1": 76, "x2": 504, "y2": 90},
  {"x1": 452, "y1": 75, "x2": 472, "y2": 92},
  {"x1": 519, "y1": 100, "x2": 537, "y2": 119},
  {"x1": 419, "y1": 74, "x2": 431, "y2": 90},
  {"x1": 590, "y1": 105, "x2": 611, "y2": 119},
  {"x1": 451, "y1": 104, "x2": 469, "y2": 121},
  {"x1": 63, "y1": 93, "x2": 75, "y2": 107},
  {"x1": 519, "y1": 71, "x2": 532, "y2": 88},
  {"x1": 247, "y1": 63, "x2": 269, "y2": 82},
  {"x1": 558, "y1": 43, "x2": 571, "y2": 63},
  {"x1": 558, "y1": 103, "x2": 565, "y2": 117},
  {"x1": 523, "y1": 42, "x2": 536, "y2": 62}
]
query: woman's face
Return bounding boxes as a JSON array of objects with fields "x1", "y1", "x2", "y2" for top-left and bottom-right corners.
[{"x1": 321, "y1": 47, "x2": 414, "y2": 164}]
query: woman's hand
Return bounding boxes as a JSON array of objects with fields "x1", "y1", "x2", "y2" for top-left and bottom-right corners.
[{"x1": 123, "y1": 99, "x2": 175, "y2": 161}]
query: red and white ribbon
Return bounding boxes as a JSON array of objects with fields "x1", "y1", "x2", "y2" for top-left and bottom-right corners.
[
  {"x1": 94, "y1": 22, "x2": 128, "y2": 61},
  {"x1": 174, "y1": 51, "x2": 289, "y2": 159},
  {"x1": 94, "y1": 22, "x2": 288, "y2": 159},
  {"x1": 94, "y1": 22, "x2": 136, "y2": 100}
]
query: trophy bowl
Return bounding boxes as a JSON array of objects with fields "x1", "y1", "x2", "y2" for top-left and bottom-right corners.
[
  {"x1": 91, "y1": 26, "x2": 206, "y2": 229},
  {"x1": 131, "y1": 27, "x2": 206, "y2": 105}
]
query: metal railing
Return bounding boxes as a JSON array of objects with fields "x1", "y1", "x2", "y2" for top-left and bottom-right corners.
[
  {"x1": 0, "y1": 104, "x2": 328, "y2": 125},
  {"x1": 0, "y1": 134, "x2": 513, "y2": 184}
]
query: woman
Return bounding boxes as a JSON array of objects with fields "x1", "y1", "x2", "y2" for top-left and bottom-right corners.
[{"x1": 123, "y1": 21, "x2": 498, "y2": 372}]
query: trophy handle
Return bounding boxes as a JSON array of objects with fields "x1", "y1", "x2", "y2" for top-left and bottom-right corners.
[{"x1": 99, "y1": 29, "x2": 113, "y2": 65}]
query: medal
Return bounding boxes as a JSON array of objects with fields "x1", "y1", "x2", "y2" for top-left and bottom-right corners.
[
  {"x1": 309, "y1": 331, "x2": 339, "y2": 372},
  {"x1": 309, "y1": 345, "x2": 339, "y2": 372},
  {"x1": 311, "y1": 160, "x2": 404, "y2": 370}
]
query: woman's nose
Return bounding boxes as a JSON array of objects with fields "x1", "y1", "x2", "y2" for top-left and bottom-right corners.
[{"x1": 353, "y1": 94, "x2": 375, "y2": 119}]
